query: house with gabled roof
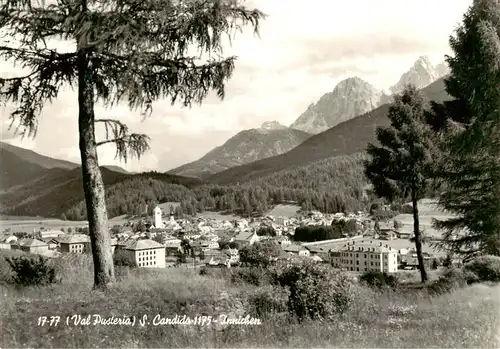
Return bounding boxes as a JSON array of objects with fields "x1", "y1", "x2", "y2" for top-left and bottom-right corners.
[
  {"x1": 57, "y1": 234, "x2": 90, "y2": 254},
  {"x1": 41, "y1": 238, "x2": 60, "y2": 250},
  {"x1": 3, "y1": 235, "x2": 17, "y2": 244},
  {"x1": 283, "y1": 244, "x2": 310, "y2": 257},
  {"x1": 0, "y1": 237, "x2": 11, "y2": 250},
  {"x1": 233, "y1": 230, "x2": 259, "y2": 246},
  {"x1": 14, "y1": 238, "x2": 49, "y2": 254},
  {"x1": 123, "y1": 239, "x2": 165, "y2": 268}
]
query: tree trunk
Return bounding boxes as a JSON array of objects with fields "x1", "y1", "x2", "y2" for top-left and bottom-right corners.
[
  {"x1": 77, "y1": 40, "x2": 115, "y2": 290},
  {"x1": 412, "y1": 188, "x2": 428, "y2": 283}
]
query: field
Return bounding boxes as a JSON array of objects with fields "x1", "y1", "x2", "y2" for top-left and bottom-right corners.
[
  {"x1": 196, "y1": 211, "x2": 240, "y2": 221},
  {"x1": 393, "y1": 199, "x2": 454, "y2": 239},
  {"x1": 0, "y1": 217, "x2": 89, "y2": 233},
  {"x1": 0, "y1": 252, "x2": 498, "y2": 348},
  {"x1": 266, "y1": 204, "x2": 301, "y2": 218}
]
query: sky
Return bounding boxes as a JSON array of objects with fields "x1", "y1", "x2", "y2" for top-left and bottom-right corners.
[{"x1": 0, "y1": 0, "x2": 473, "y2": 172}]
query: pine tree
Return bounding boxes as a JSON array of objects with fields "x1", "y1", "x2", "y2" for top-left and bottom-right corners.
[
  {"x1": 426, "y1": 0, "x2": 500, "y2": 259},
  {"x1": 0, "y1": 0, "x2": 262, "y2": 288},
  {"x1": 364, "y1": 85, "x2": 435, "y2": 283}
]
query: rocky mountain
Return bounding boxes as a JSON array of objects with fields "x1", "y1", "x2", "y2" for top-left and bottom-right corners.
[
  {"x1": 290, "y1": 77, "x2": 387, "y2": 134},
  {"x1": 390, "y1": 56, "x2": 450, "y2": 94},
  {"x1": 207, "y1": 78, "x2": 450, "y2": 185},
  {"x1": 168, "y1": 122, "x2": 311, "y2": 179},
  {"x1": 289, "y1": 56, "x2": 450, "y2": 135}
]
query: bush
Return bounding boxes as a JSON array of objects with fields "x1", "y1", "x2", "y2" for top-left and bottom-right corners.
[
  {"x1": 427, "y1": 267, "x2": 474, "y2": 295},
  {"x1": 239, "y1": 241, "x2": 281, "y2": 267},
  {"x1": 276, "y1": 261, "x2": 356, "y2": 321},
  {"x1": 113, "y1": 249, "x2": 136, "y2": 267},
  {"x1": 369, "y1": 202, "x2": 381, "y2": 214},
  {"x1": 463, "y1": 255, "x2": 500, "y2": 283},
  {"x1": 231, "y1": 267, "x2": 272, "y2": 286},
  {"x1": 247, "y1": 286, "x2": 289, "y2": 319},
  {"x1": 400, "y1": 204, "x2": 414, "y2": 214},
  {"x1": 5, "y1": 255, "x2": 57, "y2": 287},
  {"x1": 360, "y1": 270, "x2": 399, "y2": 289}
]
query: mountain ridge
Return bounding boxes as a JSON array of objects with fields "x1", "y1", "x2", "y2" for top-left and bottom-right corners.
[
  {"x1": 206, "y1": 77, "x2": 450, "y2": 185},
  {"x1": 167, "y1": 126, "x2": 311, "y2": 179},
  {"x1": 289, "y1": 56, "x2": 449, "y2": 135}
]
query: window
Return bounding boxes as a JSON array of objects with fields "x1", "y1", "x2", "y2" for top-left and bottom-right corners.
[
  {"x1": 356, "y1": 261, "x2": 359, "y2": 265},
  {"x1": 364, "y1": 254, "x2": 367, "y2": 258}
]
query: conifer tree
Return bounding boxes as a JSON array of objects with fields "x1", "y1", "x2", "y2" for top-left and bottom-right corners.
[
  {"x1": 425, "y1": 0, "x2": 500, "y2": 259},
  {"x1": 364, "y1": 85, "x2": 435, "y2": 282},
  {"x1": 0, "y1": 0, "x2": 263, "y2": 289}
]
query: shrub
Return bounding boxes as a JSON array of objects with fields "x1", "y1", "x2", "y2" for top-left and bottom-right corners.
[
  {"x1": 247, "y1": 286, "x2": 289, "y2": 318},
  {"x1": 369, "y1": 202, "x2": 381, "y2": 214},
  {"x1": 277, "y1": 261, "x2": 356, "y2": 321},
  {"x1": 5, "y1": 255, "x2": 56, "y2": 287},
  {"x1": 231, "y1": 267, "x2": 272, "y2": 286},
  {"x1": 113, "y1": 249, "x2": 136, "y2": 267},
  {"x1": 427, "y1": 267, "x2": 475, "y2": 295},
  {"x1": 359, "y1": 270, "x2": 399, "y2": 289},
  {"x1": 400, "y1": 204, "x2": 414, "y2": 214},
  {"x1": 239, "y1": 241, "x2": 281, "y2": 267},
  {"x1": 463, "y1": 255, "x2": 500, "y2": 283}
]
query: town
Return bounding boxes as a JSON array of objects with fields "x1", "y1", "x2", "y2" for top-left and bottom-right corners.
[{"x1": 0, "y1": 202, "x2": 445, "y2": 274}]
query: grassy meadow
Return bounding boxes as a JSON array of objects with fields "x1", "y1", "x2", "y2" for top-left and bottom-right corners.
[{"x1": 0, "y1": 251, "x2": 499, "y2": 348}]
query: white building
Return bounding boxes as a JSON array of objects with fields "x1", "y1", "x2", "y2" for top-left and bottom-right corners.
[
  {"x1": 153, "y1": 206, "x2": 163, "y2": 229},
  {"x1": 333, "y1": 240, "x2": 398, "y2": 273},
  {"x1": 123, "y1": 239, "x2": 166, "y2": 268}
]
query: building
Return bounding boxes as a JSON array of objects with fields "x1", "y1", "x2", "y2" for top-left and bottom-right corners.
[
  {"x1": 333, "y1": 240, "x2": 398, "y2": 273},
  {"x1": 57, "y1": 234, "x2": 91, "y2": 253},
  {"x1": 283, "y1": 244, "x2": 310, "y2": 257},
  {"x1": 305, "y1": 245, "x2": 328, "y2": 255},
  {"x1": 123, "y1": 239, "x2": 166, "y2": 268},
  {"x1": 38, "y1": 230, "x2": 64, "y2": 239},
  {"x1": 275, "y1": 235, "x2": 292, "y2": 246},
  {"x1": 14, "y1": 238, "x2": 49, "y2": 254},
  {"x1": 401, "y1": 250, "x2": 433, "y2": 269},
  {"x1": 153, "y1": 206, "x2": 163, "y2": 229},
  {"x1": 42, "y1": 238, "x2": 60, "y2": 250},
  {"x1": 0, "y1": 237, "x2": 11, "y2": 250},
  {"x1": 233, "y1": 230, "x2": 259, "y2": 246}
]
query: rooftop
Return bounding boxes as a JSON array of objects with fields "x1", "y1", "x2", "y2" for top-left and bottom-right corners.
[
  {"x1": 125, "y1": 239, "x2": 164, "y2": 250},
  {"x1": 17, "y1": 238, "x2": 48, "y2": 247},
  {"x1": 56, "y1": 234, "x2": 91, "y2": 244}
]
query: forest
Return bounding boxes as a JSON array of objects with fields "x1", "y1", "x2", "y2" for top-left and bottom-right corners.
[{"x1": 63, "y1": 153, "x2": 370, "y2": 220}]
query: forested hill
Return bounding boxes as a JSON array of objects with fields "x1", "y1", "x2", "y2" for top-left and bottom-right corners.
[
  {"x1": 0, "y1": 165, "x2": 202, "y2": 218},
  {"x1": 63, "y1": 153, "x2": 370, "y2": 220}
]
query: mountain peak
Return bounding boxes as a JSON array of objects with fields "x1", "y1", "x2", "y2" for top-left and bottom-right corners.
[
  {"x1": 260, "y1": 121, "x2": 287, "y2": 131},
  {"x1": 335, "y1": 76, "x2": 372, "y2": 90},
  {"x1": 290, "y1": 76, "x2": 384, "y2": 134},
  {"x1": 390, "y1": 56, "x2": 446, "y2": 94}
]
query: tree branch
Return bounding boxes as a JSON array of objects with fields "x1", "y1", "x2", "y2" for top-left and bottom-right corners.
[{"x1": 95, "y1": 118, "x2": 150, "y2": 162}]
